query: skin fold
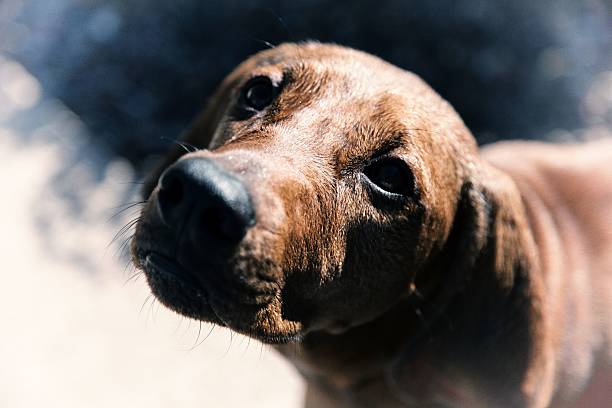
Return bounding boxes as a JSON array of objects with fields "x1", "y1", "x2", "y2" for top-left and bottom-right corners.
[{"x1": 131, "y1": 43, "x2": 612, "y2": 407}]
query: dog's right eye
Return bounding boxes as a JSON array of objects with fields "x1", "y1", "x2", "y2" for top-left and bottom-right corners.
[
  {"x1": 363, "y1": 157, "x2": 416, "y2": 198},
  {"x1": 241, "y1": 76, "x2": 276, "y2": 111}
]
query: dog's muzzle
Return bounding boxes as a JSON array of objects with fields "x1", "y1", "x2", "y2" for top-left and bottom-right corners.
[{"x1": 142, "y1": 157, "x2": 259, "y2": 306}]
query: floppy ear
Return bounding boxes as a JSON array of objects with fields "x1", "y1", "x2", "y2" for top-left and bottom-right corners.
[
  {"x1": 465, "y1": 167, "x2": 542, "y2": 350},
  {"x1": 141, "y1": 77, "x2": 238, "y2": 199},
  {"x1": 410, "y1": 178, "x2": 491, "y2": 313},
  {"x1": 445, "y1": 178, "x2": 491, "y2": 285},
  {"x1": 453, "y1": 168, "x2": 546, "y2": 405},
  {"x1": 468, "y1": 166, "x2": 537, "y2": 294},
  {"x1": 396, "y1": 167, "x2": 542, "y2": 396},
  {"x1": 412, "y1": 164, "x2": 538, "y2": 332},
  {"x1": 393, "y1": 169, "x2": 537, "y2": 374}
]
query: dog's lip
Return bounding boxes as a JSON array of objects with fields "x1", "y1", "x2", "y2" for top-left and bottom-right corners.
[
  {"x1": 141, "y1": 249, "x2": 278, "y2": 305},
  {"x1": 137, "y1": 248, "x2": 292, "y2": 340},
  {"x1": 142, "y1": 251, "x2": 227, "y2": 326},
  {"x1": 144, "y1": 252, "x2": 202, "y2": 289}
]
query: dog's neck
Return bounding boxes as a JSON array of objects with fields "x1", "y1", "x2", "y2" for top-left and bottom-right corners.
[{"x1": 277, "y1": 163, "x2": 549, "y2": 407}]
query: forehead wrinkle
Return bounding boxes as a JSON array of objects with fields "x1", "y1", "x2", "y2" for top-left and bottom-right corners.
[
  {"x1": 331, "y1": 93, "x2": 415, "y2": 173},
  {"x1": 352, "y1": 93, "x2": 409, "y2": 148},
  {"x1": 333, "y1": 123, "x2": 404, "y2": 176},
  {"x1": 352, "y1": 120, "x2": 405, "y2": 155},
  {"x1": 283, "y1": 63, "x2": 333, "y2": 104},
  {"x1": 262, "y1": 63, "x2": 334, "y2": 125}
]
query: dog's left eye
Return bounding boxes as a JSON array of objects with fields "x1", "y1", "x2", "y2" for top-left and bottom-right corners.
[
  {"x1": 241, "y1": 76, "x2": 276, "y2": 111},
  {"x1": 363, "y1": 157, "x2": 415, "y2": 197}
]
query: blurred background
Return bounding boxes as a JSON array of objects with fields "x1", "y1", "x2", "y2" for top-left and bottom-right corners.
[{"x1": 0, "y1": 0, "x2": 610, "y2": 406}]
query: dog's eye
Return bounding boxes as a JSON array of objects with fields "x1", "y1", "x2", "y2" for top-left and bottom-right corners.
[
  {"x1": 363, "y1": 157, "x2": 415, "y2": 197},
  {"x1": 241, "y1": 76, "x2": 275, "y2": 111}
]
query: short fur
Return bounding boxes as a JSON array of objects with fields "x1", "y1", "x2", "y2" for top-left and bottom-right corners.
[{"x1": 132, "y1": 43, "x2": 612, "y2": 407}]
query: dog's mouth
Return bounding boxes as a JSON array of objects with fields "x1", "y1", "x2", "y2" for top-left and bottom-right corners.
[
  {"x1": 145, "y1": 252, "x2": 198, "y2": 287},
  {"x1": 137, "y1": 249, "x2": 301, "y2": 343},
  {"x1": 142, "y1": 252, "x2": 224, "y2": 324}
]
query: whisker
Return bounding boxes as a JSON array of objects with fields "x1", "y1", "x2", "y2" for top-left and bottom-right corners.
[
  {"x1": 108, "y1": 217, "x2": 140, "y2": 249},
  {"x1": 109, "y1": 201, "x2": 142, "y2": 210},
  {"x1": 139, "y1": 294, "x2": 153, "y2": 318},
  {"x1": 183, "y1": 318, "x2": 192, "y2": 338},
  {"x1": 116, "y1": 181, "x2": 146, "y2": 186},
  {"x1": 160, "y1": 136, "x2": 199, "y2": 153},
  {"x1": 180, "y1": 141, "x2": 199, "y2": 152},
  {"x1": 199, "y1": 324, "x2": 216, "y2": 348},
  {"x1": 177, "y1": 142, "x2": 192, "y2": 153},
  {"x1": 151, "y1": 298, "x2": 160, "y2": 323},
  {"x1": 108, "y1": 200, "x2": 146, "y2": 212},
  {"x1": 145, "y1": 296, "x2": 158, "y2": 325},
  {"x1": 112, "y1": 218, "x2": 139, "y2": 243},
  {"x1": 265, "y1": 8, "x2": 293, "y2": 41},
  {"x1": 119, "y1": 208, "x2": 144, "y2": 224},
  {"x1": 189, "y1": 321, "x2": 203, "y2": 351},
  {"x1": 122, "y1": 256, "x2": 142, "y2": 284},
  {"x1": 223, "y1": 330, "x2": 234, "y2": 357},
  {"x1": 124, "y1": 270, "x2": 143, "y2": 285},
  {"x1": 253, "y1": 38, "x2": 276, "y2": 49},
  {"x1": 268, "y1": 8, "x2": 305, "y2": 64},
  {"x1": 243, "y1": 334, "x2": 252, "y2": 357},
  {"x1": 186, "y1": 322, "x2": 216, "y2": 351},
  {"x1": 116, "y1": 233, "x2": 135, "y2": 260},
  {"x1": 107, "y1": 201, "x2": 145, "y2": 222},
  {"x1": 123, "y1": 251, "x2": 139, "y2": 277},
  {"x1": 173, "y1": 316, "x2": 184, "y2": 335}
]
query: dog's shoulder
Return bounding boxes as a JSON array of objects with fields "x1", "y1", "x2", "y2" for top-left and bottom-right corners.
[
  {"x1": 482, "y1": 139, "x2": 612, "y2": 367},
  {"x1": 480, "y1": 139, "x2": 612, "y2": 208},
  {"x1": 480, "y1": 138, "x2": 612, "y2": 172}
]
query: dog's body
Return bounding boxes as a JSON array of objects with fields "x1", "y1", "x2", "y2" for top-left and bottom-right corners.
[
  {"x1": 132, "y1": 43, "x2": 612, "y2": 407},
  {"x1": 482, "y1": 141, "x2": 612, "y2": 408}
]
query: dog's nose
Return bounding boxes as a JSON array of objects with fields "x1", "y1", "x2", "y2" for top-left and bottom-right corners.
[{"x1": 156, "y1": 157, "x2": 255, "y2": 246}]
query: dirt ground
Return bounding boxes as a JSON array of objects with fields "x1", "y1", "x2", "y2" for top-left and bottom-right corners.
[{"x1": 0, "y1": 56, "x2": 303, "y2": 408}]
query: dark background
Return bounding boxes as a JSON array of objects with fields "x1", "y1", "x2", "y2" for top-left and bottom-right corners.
[{"x1": 3, "y1": 0, "x2": 611, "y2": 174}]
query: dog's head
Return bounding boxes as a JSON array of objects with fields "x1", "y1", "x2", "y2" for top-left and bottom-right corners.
[{"x1": 132, "y1": 43, "x2": 486, "y2": 344}]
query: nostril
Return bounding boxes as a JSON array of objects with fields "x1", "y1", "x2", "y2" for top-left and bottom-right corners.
[
  {"x1": 199, "y1": 208, "x2": 221, "y2": 238},
  {"x1": 157, "y1": 170, "x2": 188, "y2": 227},
  {"x1": 198, "y1": 206, "x2": 248, "y2": 242},
  {"x1": 159, "y1": 175, "x2": 184, "y2": 208}
]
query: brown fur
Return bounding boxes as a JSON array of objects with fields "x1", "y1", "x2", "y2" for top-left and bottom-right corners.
[{"x1": 132, "y1": 43, "x2": 612, "y2": 407}]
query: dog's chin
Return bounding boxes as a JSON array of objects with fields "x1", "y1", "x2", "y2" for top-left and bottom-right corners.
[
  {"x1": 140, "y1": 253, "x2": 303, "y2": 344},
  {"x1": 205, "y1": 291, "x2": 304, "y2": 345}
]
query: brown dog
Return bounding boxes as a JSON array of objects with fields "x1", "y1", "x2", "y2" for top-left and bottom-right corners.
[{"x1": 131, "y1": 43, "x2": 612, "y2": 407}]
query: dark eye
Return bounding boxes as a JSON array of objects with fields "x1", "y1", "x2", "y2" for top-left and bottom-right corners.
[
  {"x1": 363, "y1": 157, "x2": 415, "y2": 197},
  {"x1": 241, "y1": 76, "x2": 275, "y2": 111}
]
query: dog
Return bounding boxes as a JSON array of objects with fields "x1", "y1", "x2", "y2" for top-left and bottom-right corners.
[{"x1": 131, "y1": 43, "x2": 612, "y2": 407}]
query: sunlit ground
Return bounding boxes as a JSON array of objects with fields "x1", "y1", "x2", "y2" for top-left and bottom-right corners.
[{"x1": 0, "y1": 55, "x2": 303, "y2": 408}]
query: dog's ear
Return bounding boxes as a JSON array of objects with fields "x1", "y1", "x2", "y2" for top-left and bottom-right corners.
[
  {"x1": 455, "y1": 168, "x2": 544, "y2": 401},
  {"x1": 141, "y1": 78, "x2": 237, "y2": 199},
  {"x1": 397, "y1": 168, "x2": 543, "y2": 404},
  {"x1": 448, "y1": 179, "x2": 491, "y2": 280},
  {"x1": 469, "y1": 167, "x2": 536, "y2": 293},
  {"x1": 444, "y1": 166, "x2": 541, "y2": 352},
  {"x1": 414, "y1": 178, "x2": 491, "y2": 304},
  {"x1": 416, "y1": 165, "x2": 537, "y2": 323}
]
